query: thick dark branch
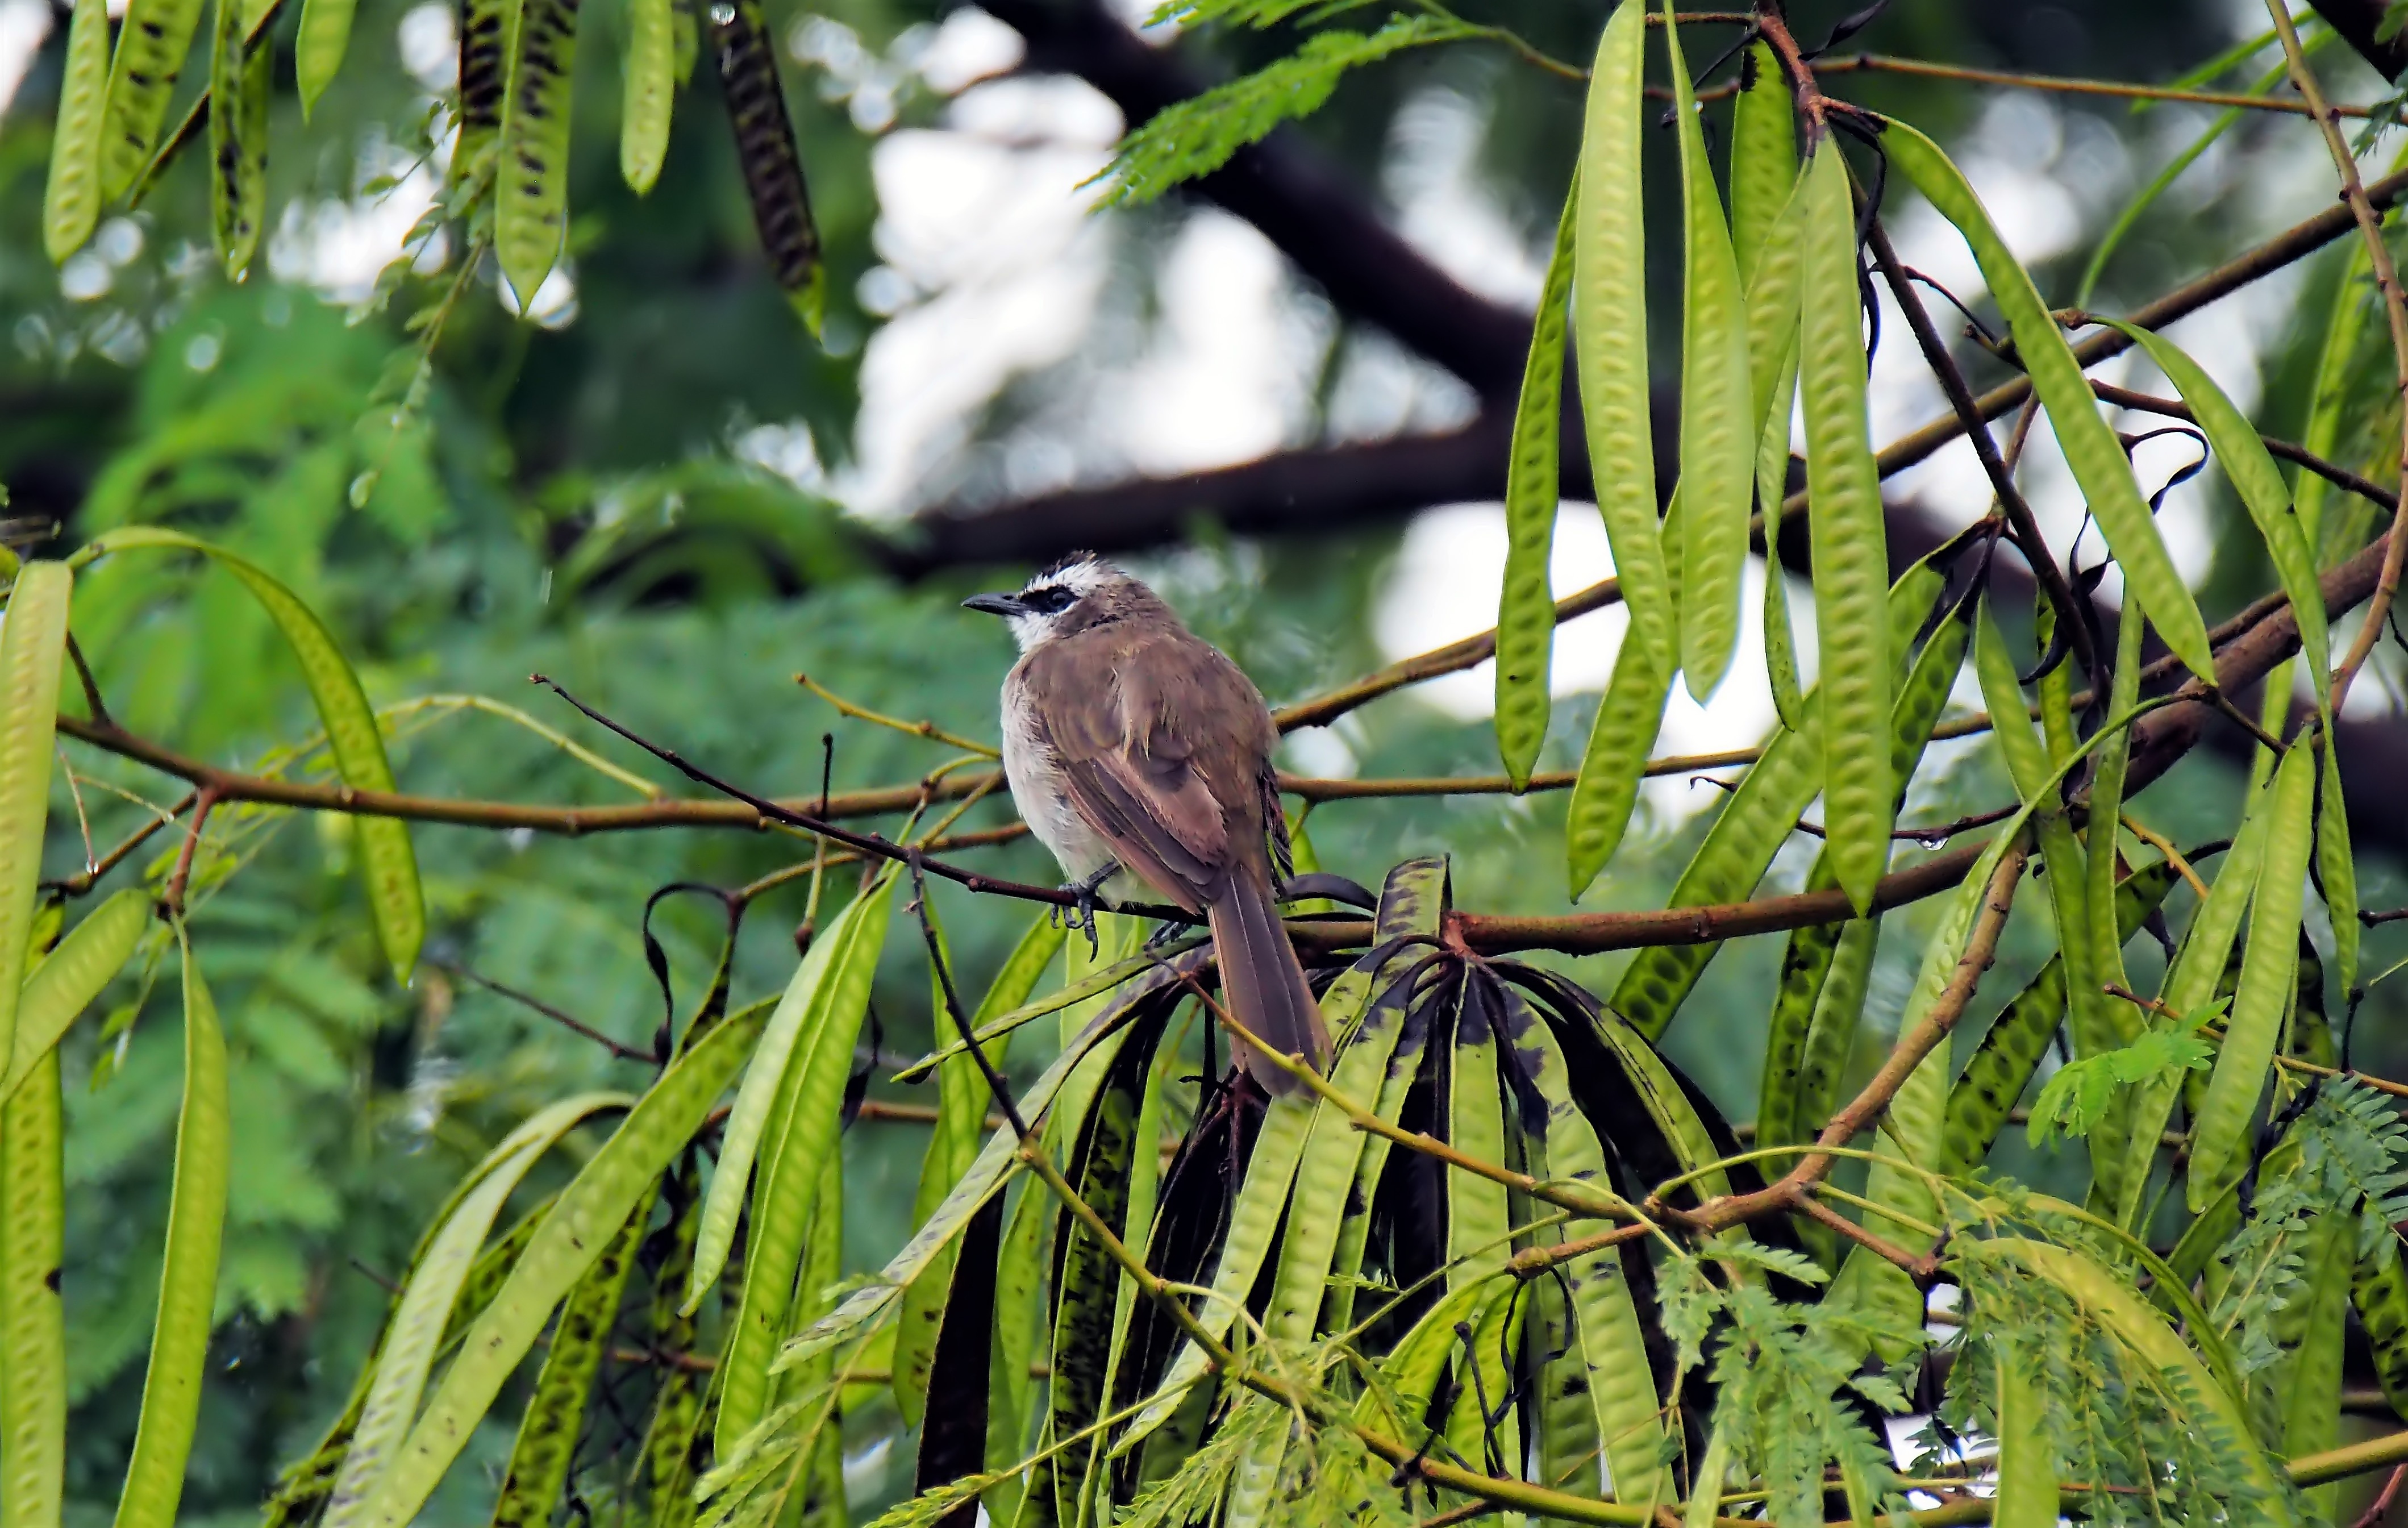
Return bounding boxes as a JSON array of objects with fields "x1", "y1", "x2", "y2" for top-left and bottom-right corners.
[{"x1": 977, "y1": 0, "x2": 1530, "y2": 401}]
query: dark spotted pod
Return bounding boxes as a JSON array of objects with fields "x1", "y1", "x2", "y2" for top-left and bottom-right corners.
[
  {"x1": 454, "y1": 0, "x2": 515, "y2": 177},
  {"x1": 99, "y1": 0, "x2": 210, "y2": 199},
  {"x1": 711, "y1": 0, "x2": 825, "y2": 336},
  {"x1": 487, "y1": 1185, "x2": 654, "y2": 1528},
  {"x1": 496, "y1": 0, "x2": 581, "y2": 302},
  {"x1": 207, "y1": 0, "x2": 269, "y2": 279}
]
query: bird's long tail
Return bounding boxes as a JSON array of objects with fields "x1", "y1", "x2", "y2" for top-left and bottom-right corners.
[{"x1": 1206, "y1": 875, "x2": 1329, "y2": 1096}]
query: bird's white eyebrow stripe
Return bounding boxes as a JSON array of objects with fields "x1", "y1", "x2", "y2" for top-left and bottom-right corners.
[{"x1": 1022, "y1": 559, "x2": 1108, "y2": 598}]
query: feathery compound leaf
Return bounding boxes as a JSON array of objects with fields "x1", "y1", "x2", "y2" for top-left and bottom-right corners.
[
  {"x1": 1794, "y1": 142, "x2": 1892, "y2": 913},
  {"x1": 82, "y1": 530, "x2": 422, "y2": 980},
  {"x1": 41, "y1": 0, "x2": 110, "y2": 262},
  {"x1": 497, "y1": 0, "x2": 584, "y2": 305},
  {"x1": 208, "y1": 0, "x2": 270, "y2": 279},
  {"x1": 0, "y1": 563, "x2": 69, "y2": 1076},
  {"x1": 352, "y1": 1004, "x2": 769, "y2": 1528},
  {"x1": 2353, "y1": 1234, "x2": 2408, "y2": 1418},
  {"x1": 293, "y1": 0, "x2": 356, "y2": 114},
  {"x1": 5, "y1": 889, "x2": 149, "y2": 1101},
  {"x1": 712, "y1": 0, "x2": 827, "y2": 334},
  {"x1": 1494, "y1": 174, "x2": 1579, "y2": 789},
  {"x1": 98, "y1": 0, "x2": 208, "y2": 198},
  {"x1": 319, "y1": 1094, "x2": 629, "y2": 1528},
  {"x1": 112, "y1": 932, "x2": 230, "y2": 1528},
  {"x1": 0, "y1": 1052, "x2": 64, "y2": 1528},
  {"x1": 1665, "y1": 5, "x2": 1753, "y2": 702},
  {"x1": 1092, "y1": 17, "x2": 1458, "y2": 207},
  {"x1": 2189, "y1": 742, "x2": 2317, "y2": 1209},
  {"x1": 1574, "y1": 0, "x2": 1674, "y2": 677},
  {"x1": 1881, "y1": 118, "x2": 2213, "y2": 678},
  {"x1": 620, "y1": 0, "x2": 675, "y2": 191}
]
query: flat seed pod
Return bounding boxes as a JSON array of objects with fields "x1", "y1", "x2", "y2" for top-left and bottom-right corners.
[
  {"x1": 111, "y1": 932, "x2": 230, "y2": 1528},
  {"x1": 486, "y1": 1190, "x2": 653, "y2": 1528},
  {"x1": 1663, "y1": 4, "x2": 1753, "y2": 701},
  {"x1": 1882, "y1": 117, "x2": 2214, "y2": 679},
  {"x1": 497, "y1": 0, "x2": 584, "y2": 303},
  {"x1": 208, "y1": 0, "x2": 270, "y2": 280},
  {"x1": 621, "y1": 0, "x2": 675, "y2": 191},
  {"x1": 42, "y1": 0, "x2": 111, "y2": 262},
  {"x1": 0, "y1": 1052, "x2": 65, "y2": 1528},
  {"x1": 98, "y1": 0, "x2": 209, "y2": 199},
  {"x1": 455, "y1": 0, "x2": 517, "y2": 174},
  {"x1": 79, "y1": 530, "x2": 421, "y2": 981},
  {"x1": 2188, "y1": 740, "x2": 2316, "y2": 1209},
  {"x1": 712, "y1": 0, "x2": 826, "y2": 335},
  {"x1": 1570, "y1": 0, "x2": 1673, "y2": 675},
  {"x1": 293, "y1": 0, "x2": 356, "y2": 115},
  {"x1": 1493, "y1": 175, "x2": 1578, "y2": 788},
  {"x1": 352, "y1": 1004, "x2": 772, "y2": 1528},
  {"x1": 1794, "y1": 141, "x2": 1892, "y2": 913},
  {"x1": 0, "y1": 563, "x2": 70, "y2": 1073}
]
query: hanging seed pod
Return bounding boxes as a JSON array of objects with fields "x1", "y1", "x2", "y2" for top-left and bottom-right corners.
[
  {"x1": 208, "y1": 0, "x2": 270, "y2": 278},
  {"x1": 454, "y1": 0, "x2": 516, "y2": 178},
  {"x1": 495, "y1": 0, "x2": 582, "y2": 302},
  {"x1": 710, "y1": 0, "x2": 824, "y2": 336}
]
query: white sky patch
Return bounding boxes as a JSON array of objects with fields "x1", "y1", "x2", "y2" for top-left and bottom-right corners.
[
  {"x1": 1383, "y1": 86, "x2": 1548, "y2": 311},
  {"x1": 0, "y1": 0, "x2": 49, "y2": 119},
  {"x1": 1115, "y1": 212, "x2": 1326, "y2": 473},
  {"x1": 838, "y1": 75, "x2": 1122, "y2": 515},
  {"x1": 916, "y1": 6, "x2": 1023, "y2": 94}
]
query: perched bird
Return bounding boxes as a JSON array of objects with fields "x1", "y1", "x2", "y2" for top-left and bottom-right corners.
[{"x1": 963, "y1": 554, "x2": 1330, "y2": 1094}]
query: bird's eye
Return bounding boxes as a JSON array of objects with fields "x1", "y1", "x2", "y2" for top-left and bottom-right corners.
[{"x1": 1026, "y1": 587, "x2": 1073, "y2": 614}]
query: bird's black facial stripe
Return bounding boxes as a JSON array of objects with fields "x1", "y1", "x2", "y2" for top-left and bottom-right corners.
[{"x1": 1020, "y1": 585, "x2": 1076, "y2": 615}]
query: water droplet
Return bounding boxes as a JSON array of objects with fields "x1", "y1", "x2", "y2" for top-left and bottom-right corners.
[{"x1": 1917, "y1": 832, "x2": 1951, "y2": 851}]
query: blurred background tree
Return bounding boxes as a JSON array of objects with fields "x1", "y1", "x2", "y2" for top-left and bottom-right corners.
[{"x1": 9, "y1": 0, "x2": 2408, "y2": 1519}]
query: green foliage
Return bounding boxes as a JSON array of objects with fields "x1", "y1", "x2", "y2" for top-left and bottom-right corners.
[
  {"x1": 2027, "y1": 998, "x2": 2220, "y2": 1148},
  {"x1": 1091, "y1": 17, "x2": 1464, "y2": 207},
  {"x1": 13, "y1": 5, "x2": 2408, "y2": 1528}
]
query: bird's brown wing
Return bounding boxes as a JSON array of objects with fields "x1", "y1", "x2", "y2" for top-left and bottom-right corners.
[{"x1": 1018, "y1": 626, "x2": 1255, "y2": 914}]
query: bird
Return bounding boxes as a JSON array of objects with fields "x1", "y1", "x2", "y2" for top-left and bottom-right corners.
[{"x1": 962, "y1": 553, "x2": 1331, "y2": 1096}]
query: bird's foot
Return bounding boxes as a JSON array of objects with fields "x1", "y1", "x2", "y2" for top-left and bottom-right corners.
[
  {"x1": 1053, "y1": 865, "x2": 1115, "y2": 956},
  {"x1": 1143, "y1": 918, "x2": 1191, "y2": 951}
]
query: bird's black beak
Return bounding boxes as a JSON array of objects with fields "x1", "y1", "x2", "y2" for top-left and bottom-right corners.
[{"x1": 961, "y1": 592, "x2": 1027, "y2": 618}]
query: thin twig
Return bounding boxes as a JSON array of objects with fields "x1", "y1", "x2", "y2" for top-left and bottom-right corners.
[
  {"x1": 64, "y1": 634, "x2": 114, "y2": 731},
  {"x1": 795, "y1": 672, "x2": 1000, "y2": 758},
  {"x1": 2120, "y1": 814, "x2": 2211, "y2": 900},
  {"x1": 1670, "y1": 840, "x2": 2030, "y2": 1236},
  {"x1": 2351, "y1": 1463, "x2": 2405, "y2": 1528},
  {"x1": 436, "y1": 960, "x2": 661, "y2": 1064},
  {"x1": 161, "y1": 787, "x2": 219, "y2": 920},
  {"x1": 1869, "y1": 213, "x2": 2101, "y2": 690},
  {"x1": 1814, "y1": 51, "x2": 2402, "y2": 121}
]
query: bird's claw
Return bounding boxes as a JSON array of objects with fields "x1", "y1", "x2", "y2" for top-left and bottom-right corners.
[
  {"x1": 1055, "y1": 867, "x2": 1113, "y2": 956},
  {"x1": 1143, "y1": 918, "x2": 1188, "y2": 951}
]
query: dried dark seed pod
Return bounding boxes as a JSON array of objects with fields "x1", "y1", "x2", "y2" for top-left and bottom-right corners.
[{"x1": 710, "y1": 0, "x2": 824, "y2": 336}]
